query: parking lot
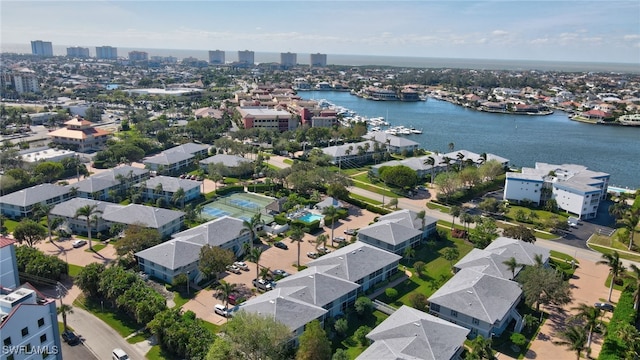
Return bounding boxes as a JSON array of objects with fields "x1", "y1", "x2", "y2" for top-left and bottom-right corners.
[{"x1": 181, "y1": 205, "x2": 378, "y2": 323}]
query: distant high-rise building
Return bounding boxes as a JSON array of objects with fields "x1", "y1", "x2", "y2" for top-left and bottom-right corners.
[
  {"x1": 310, "y1": 53, "x2": 327, "y2": 67},
  {"x1": 66, "y1": 46, "x2": 90, "y2": 58},
  {"x1": 128, "y1": 51, "x2": 149, "y2": 61},
  {"x1": 208, "y1": 50, "x2": 225, "y2": 64},
  {"x1": 4, "y1": 69, "x2": 41, "y2": 94},
  {"x1": 238, "y1": 50, "x2": 255, "y2": 65},
  {"x1": 280, "y1": 52, "x2": 297, "y2": 68},
  {"x1": 31, "y1": 40, "x2": 53, "y2": 57},
  {"x1": 95, "y1": 46, "x2": 118, "y2": 60}
]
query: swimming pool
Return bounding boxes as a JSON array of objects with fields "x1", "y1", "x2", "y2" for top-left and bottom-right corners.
[
  {"x1": 297, "y1": 212, "x2": 324, "y2": 224},
  {"x1": 608, "y1": 186, "x2": 637, "y2": 194}
]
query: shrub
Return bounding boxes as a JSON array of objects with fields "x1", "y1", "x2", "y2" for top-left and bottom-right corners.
[
  {"x1": 510, "y1": 333, "x2": 526, "y2": 347},
  {"x1": 598, "y1": 284, "x2": 637, "y2": 360},
  {"x1": 385, "y1": 288, "x2": 399, "y2": 300},
  {"x1": 408, "y1": 293, "x2": 428, "y2": 312},
  {"x1": 354, "y1": 325, "x2": 372, "y2": 347},
  {"x1": 354, "y1": 297, "x2": 373, "y2": 316},
  {"x1": 215, "y1": 185, "x2": 244, "y2": 196},
  {"x1": 273, "y1": 214, "x2": 289, "y2": 225}
]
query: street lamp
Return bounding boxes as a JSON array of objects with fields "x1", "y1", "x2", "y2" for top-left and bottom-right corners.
[{"x1": 186, "y1": 271, "x2": 190, "y2": 296}]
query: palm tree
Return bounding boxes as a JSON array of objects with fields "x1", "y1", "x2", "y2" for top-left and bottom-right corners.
[
  {"x1": 154, "y1": 183, "x2": 164, "y2": 200},
  {"x1": 629, "y1": 264, "x2": 640, "y2": 310},
  {"x1": 502, "y1": 257, "x2": 523, "y2": 280},
  {"x1": 616, "y1": 323, "x2": 640, "y2": 359},
  {"x1": 619, "y1": 210, "x2": 639, "y2": 250},
  {"x1": 403, "y1": 246, "x2": 416, "y2": 260},
  {"x1": 216, "y1": 281, "x2": 237, "y2": 309},
  {"x1": 477, "y1": 152, "x2": 488, "y2": 165},
  {"x1": 171, "y1": 187, "x2": 186, "y2": 209},
  {"x1": 571, "y1": 303, "x2": 602, "y2": 349},
  {"x1": 553, "y1": 325, "x2": 587, "y2": 360},
  {"x1": 460, "y1": 212, "x2": 473, "y2": 234},
  {"x1": 317, "y1": 234, "x2": 328, "y2": 249},
  {"x1": 423, "y1": 156, "x2": 436, "y2": 185},
  {"x1": 448, "y1": 142, "x2": 455, "y2": 152},
  {"x1": 322, "y1": 206, "x2": 338, "y2": 246},
  {"x1": 597, "y1": 251, "x2": 626, "y2": 302},
  {"x1": 456, "y1": 152, "x2": 465, "y2": 171},
  {"x1": 57, "y1": 304, "x2": 74, "y2": 331},
  {"x1": 239, "y1": 213, "x2": 263, "y2": 250},
  {"x1": 247, "y1": 247, "x2": 264, "y2": 281},
  {"x1": 467, "y1": 335, "x2": 495, "y2": 360},
  {"x1": 74, "y1": 204, "x2": 102, "y2": 252},
  {"x1": 290, "y1": 227, "x2": 305, "y2": 267},
  {"x1": 34, "y1": 203, "x2": 56, "y2": 246},
  {"x1": 450, "y1": 206, "x2": 462, "y2": 230},
  {"x1": 443, "y1": 247, "x2": 459, "y2": 269},
  {"x1": 608, "y1": 202, "x2": 629, "y2": 220}
]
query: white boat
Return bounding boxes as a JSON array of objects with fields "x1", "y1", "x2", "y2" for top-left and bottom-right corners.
[
  {"x1": 410, "y1": 128, "x2": 423, "y2": 134},
  {"x1": 371, "y1": 126, "x2": 381, "y2": 132},
  {"x1": 385, "y1": 128, "x2": 398, "y2": 135}
]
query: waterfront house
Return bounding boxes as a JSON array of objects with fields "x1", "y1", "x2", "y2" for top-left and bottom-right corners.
[
  {"x1": 357, "y1": 305, "x2": 470, "y2": 360},
  {"x1": 428, "y1": 268, "x2": 524, "y2": 339},
  {"x1": 504, "y1": 162, "x2": 609, "y2": 219},
  {"x1": 321, "y1": 140, "x2": 379, "y2": 167},
  {"x1": 199, "y1": 154, "x2": 253, "y2": 176},
  {"x1": 362, "y1": 132, "x2": 420, "y2": 154},
  {"x1": 0, "y1": 184, "x2": 72, "y2": 219}
]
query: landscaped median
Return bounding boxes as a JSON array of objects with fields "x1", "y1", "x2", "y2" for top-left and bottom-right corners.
[{"x1": 587, "y1": 234, "x2": 640, "y2": 262}]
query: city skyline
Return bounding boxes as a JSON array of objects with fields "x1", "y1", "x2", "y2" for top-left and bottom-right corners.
[{"x1": 1, "y1": 1, "x2": 639, "y2": 64}]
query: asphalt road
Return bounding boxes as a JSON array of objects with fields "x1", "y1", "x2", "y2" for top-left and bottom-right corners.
[{"x1": 64, "y1": 307, "x2": 150, "y2": 360}]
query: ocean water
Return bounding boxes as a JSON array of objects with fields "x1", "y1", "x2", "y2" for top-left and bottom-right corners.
[
  {"x1": 303, "y1": 91, "x2": 640, "y2": 189},
  {"x1": 2, "y1": 43, "x2": 637, "y2": 73}
]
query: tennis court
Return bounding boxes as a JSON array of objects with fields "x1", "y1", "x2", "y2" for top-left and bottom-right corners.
[{"x1": 201, "y1": 192, "x2": 275, "y2": 223}]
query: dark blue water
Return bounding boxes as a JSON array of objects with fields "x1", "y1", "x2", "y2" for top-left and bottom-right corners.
[{"x1": 303, "y1": 91, "x2": 640, "y2": 189}]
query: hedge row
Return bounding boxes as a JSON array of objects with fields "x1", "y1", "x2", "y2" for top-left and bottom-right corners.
[
  {"x1": 214, "y1": 185, "x2": 244, "y2": 196},
  {"x1": 598, "y1": 284, "x2": 637, "y2": 360},
  {"x1": 343, "y1": 196, "x2": 392, "y2": 215}
]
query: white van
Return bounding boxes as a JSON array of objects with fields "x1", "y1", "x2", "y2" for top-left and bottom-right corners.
[
  {"x1": 112, "y1": 348, "x2": 129, "y2": 360},
  {"x1": 214, "y1": 304, "x2": 229, "y2": 317}
]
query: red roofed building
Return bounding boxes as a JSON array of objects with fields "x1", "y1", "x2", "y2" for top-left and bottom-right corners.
[
  {"x1": 582, "y1": 109, "x2": 613, "y2": 121},
  {"x1": 48, "y1": 117, "x2": 111, "y2": 152}
]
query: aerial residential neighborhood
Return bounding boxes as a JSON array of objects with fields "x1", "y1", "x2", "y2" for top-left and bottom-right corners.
[{"x1": 1, "y1": 9, "x2": 639, "y2": 359}]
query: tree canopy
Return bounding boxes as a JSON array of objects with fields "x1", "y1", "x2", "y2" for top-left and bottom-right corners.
[
  {"x1": 296, "y1": 320, "x2": 332, "y2": 360},
  {"x1": 198, "y1": 245, "x2": 235, "y2": 281},
  {"x1": 13, "y1": 219, "x2": 47, "y2": 247}
]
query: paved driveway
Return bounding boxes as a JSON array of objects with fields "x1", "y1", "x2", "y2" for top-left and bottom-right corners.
[
  {"x1": 34, "y1": 237, "x2": 117, "y2": 267},
  {"x1": 525, "y1": 259, "x2": 620, "y2": 360}
]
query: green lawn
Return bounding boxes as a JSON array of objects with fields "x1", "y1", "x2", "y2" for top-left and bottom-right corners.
[
  {"x1": 85, "y1": 244, "x2": 107, "y2": 252},
  {"x1": 171, "y1": 290, "x2": 195, "y2": 309},
  {"x1": 377, "y1": 237, "x2": 474, "y2": 306},
  {"x1": 3, "y1": 219, "x2": 20, "y2": 233},
  {"x1": 426, "y1": 202, "x2": 450, "y2": 213},
  {"x1": 68, "y1": 264, "x2": 84, "y2": 277},
  {"x1": 589, "y1": 244, "x2": 640, "y2": 262},
  {"x1": 348, "y1": 193, "x2": 382, "y2": 206},
  {"x1": 590, "y1": 230, "x2": 640, "y2": 252},
  {"x1": 126, "y1": 330, "x2": 150, "y2": 344},
  {"x1": 283, "y1": 159, "x2": 293, "y2": 165},
  {"x1": 351, "y1": 181, "x2": 397, "y2": 198},
  {"x1": 549, "y1": 250, "x2": 578, "y2": 263},
  {"x1": 333, "y1": 310, "x2": 388, "y2": 358},
  {"x1": 200, "y1": 320, "x2": 221, "y2": 334},
  {"x1": 73, "y1": 295, "x2": 140, "y2": 337},
  {"x1": 146, "y1": 345, "x2": 178, "y2": 360}
]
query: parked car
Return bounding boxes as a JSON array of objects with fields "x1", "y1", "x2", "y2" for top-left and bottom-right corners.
[
  {"x1": 344, "y1": 229, "x2": 357, "y2": 235},
  {"x1": 333, "y1": 236, "x2": 346, "y2": 243},
  {"x1": 595, "y1": 302, "x2": 614, "y2": 311},
  {"x1": 72, "y1": 240, "x2": 87, "y2": 248},
  {"x1": 226, "y1": 264, "x2": 241, "y2": 274},
  {"x1": 62, "y1": 330, "x2": 80, "y2": 345},
  {"x1": 214, "y1": 304, "x2": 231, "y2": 317},
  {"x1": 274, "y1": 241, "x2": 288, "y2": 250},
  {"x1": 252, "y1": 278, "x2": 273, "y2": 292},
  {"x1": 228, "y1": 294, "x2": 239, "y2": 305},
  {"x1": 112, "y1": 348, "x2": 129, "y2": 360},
  {"x1": 307, "y1": 252, "x2": 319, "y2": 259},
  {"x1": 234, "y1": 261, "x2": 249, "y2": 271},
  {"x1": 272, "y1": 269, "x2": 290, "y2": 277},
  {"x1": 317, "y1": 247, "x2": 331, "y2": 254}
]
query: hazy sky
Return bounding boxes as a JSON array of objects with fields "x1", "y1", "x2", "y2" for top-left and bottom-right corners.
[{"x1": 2, "y1": 0, "x2": 639, "y2": 63}]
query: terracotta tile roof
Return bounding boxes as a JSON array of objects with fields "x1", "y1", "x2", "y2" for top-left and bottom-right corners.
[
  {"x1": 0, "y1": 236, "x2": 16, "y2": 248},
  {"x1": 48, "y1": 127, "x2": 110, "y2": 140}
]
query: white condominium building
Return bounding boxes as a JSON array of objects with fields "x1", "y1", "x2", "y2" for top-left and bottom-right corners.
[{"x1": 504, "y1": 162, "x2": 609, "y2": 219}]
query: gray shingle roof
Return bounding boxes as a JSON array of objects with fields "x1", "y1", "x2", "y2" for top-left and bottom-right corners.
[
  {"x1": 144, "y1": 151, "x2": 194, "y2": 166},
  {"x1": 484, "y1": 237, "x2": 550, "y2": 267},
  {"x1": 171, "y1": 216, "x2": 245, "y2": 246},
  {"x1": 50, "y1": 198, "x2": 111, "y2": 218},
  {"x1": 358, "y1": 220, "x2": 422, "y2": 246},
  {"x1": 428, "y1": 269, "x2": 522, "y2": 324},
  {"x1": 379, "y1": 209, "x2": 437, "y2": 231},
  {"x1": 72, "y1": 166, "x2": 149, "y2": 193},
  {"x1": 135, "y1": 238, "x2": 202, "y2": 270},
  {"x1": 0, "y1": 183, "x2": 70, "y2": 207},
  {"x1": 199, "y1": 154, "x2": 252, "y2": 167},
  {"x1": 276, "y1": 267, "x2": 359, "y2": 307},
  {"x1": 237, "y1": 288, "x2": 328, "y2": 331},
  {"x1": 321, "y1": 141, "x2": 377, "y2": 158},
  {"x1": 453, "y1": 248, "x2": 515, "y2": 280},
  {"x1": 362, "y1": 132, "x2": 420, "y2": 148},
  {"x1": 315, "y1": 197, "x2": 344, "y2": 210},
  {"x1": 164, "y1": 142, "x2": 209, "y2": 155},
  {"x1": 306, "y1": 242, "x2": 401, "y2": 282},
  {"x1": 102, "y1": 204, "x2": 184, "y2": 229},
  {"x1": 138, "y1": 176, "x2": 201, "y2": 193},
  {"x1": 358, "y1": 305, "x2": 469, "y2": 360}
]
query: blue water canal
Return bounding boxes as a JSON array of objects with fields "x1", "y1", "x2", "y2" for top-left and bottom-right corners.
[{"x1": 301, "y1": 91, "x2": 640, "y2": 189}]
